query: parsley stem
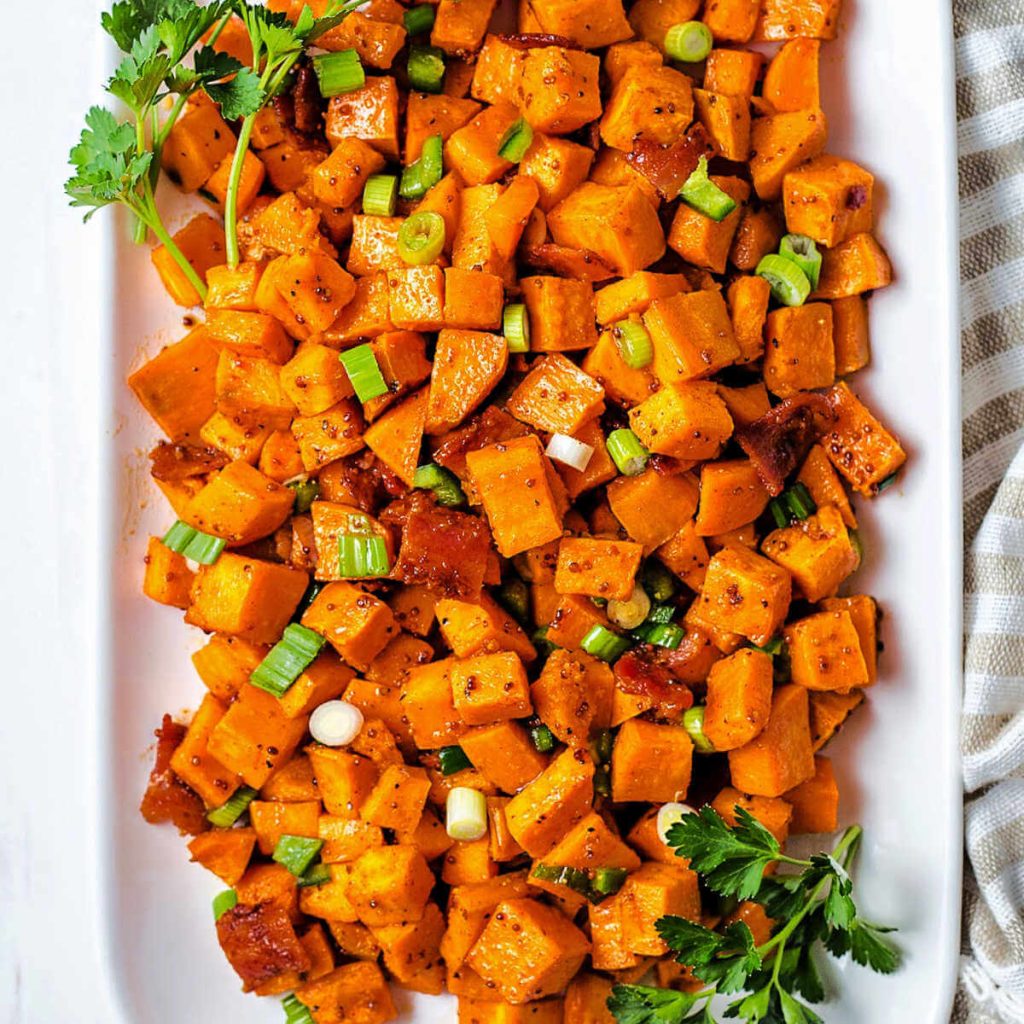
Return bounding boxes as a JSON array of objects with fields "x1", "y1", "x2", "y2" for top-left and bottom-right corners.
[{"x1": 141, "y1": 195, "x2": 209, "y2": 302}]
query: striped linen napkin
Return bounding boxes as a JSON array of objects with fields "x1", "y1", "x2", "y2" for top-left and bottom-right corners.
[{"x1": 953, "y1": 1, "x2": 1024, "y2": 1022}]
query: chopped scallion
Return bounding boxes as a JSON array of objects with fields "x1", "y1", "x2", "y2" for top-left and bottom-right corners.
[
  {"x1": 399, "y1": 134, "x2": 443, "y2": 200},
  {"x1": 498, "y1": 118, "x2": 534, "y2": 163},
  {"x1": 212, "y1": 889, "x2": 238, "y2": 921},
  {"x1": 613, "y1": 319, "x2": 653, "y2": 369},
  {"x1": 641, "y1": 561, "x2": 677, "y2": 603},
  {"x1": 162, "y1": 521, "x2": 226, "y2": 565},
  {"x1": 664, "y1": 21, "x2": 714, "y2": 63},
  {"x1": 206, "y1": 786, "x2": 257, "y2": 828},
  {"x1": 756, "y1": 253, "x2": 812, "y2": 307},
  {"x1": 581, "y1": 624, "x2": 631, "y2": 662},
  {"x1": 497, "y1": 578, "x2": 530, "y2": 626},
  {"x1": 403, "y1": 3, "x2": 435, "y2": 34},
  {"x1": 877, "y1": 471, "x2": 900, "y2": 493},
  {"x1": 607, "y1": 585, "x2": 652, "y2": 630},
  {"x1": 397, "y1": 210, "x2": 446, "y2": 265},
  {"x1": 250, "y1": 623, "x2": 327, "y2": 698},
  {"x1": 340, "y1": 343, "x2": 389, "y2": 402},
  {"x1": 645, "y1": 603, "x2": 676, "y2": 626},
  {"x1": 679, "y1": 156, "x2": 737, "y2": 222},
  {"x1": 312, "y1": 49, "x2": 365, "y2": 98},
  {"x1": 848, "y1": 528, "x2": 864, "y2": 566},
  {"x1": 593, "y1": 765, "x2": 612, "y2": 798},
  {"x1": 785, "y1": 482, "x2": 817, "y2": 520},
  {"x1": 593, "y1": 866, "x2": 628, "y2": 895},
  {"x1": 639, "y1": 622, "x2": 685, "y2": 649},
  {"x1": 753, "y1": 636, "x2": 785, "y2": 656},
  {"x1": 779, "y1": 234, "x2": 823, "y2": 289},
  {"x1": 273, "y1": 834, "x2": 324, "y2": 877},
  {"x1": 446, "y1": 786, "x2": 488, "y2": 841},
  {"x1": 438, "y1": 745, "x2": 472, "y2": 776},
  {"x1": 682, "y1": 706, "x2": 716, "y2": 754},
  {"x1": 362, "y1": 173, "x2": 399, "y2": 216},
  {"x1": 288, "y1": 478, "x2": 319, "y2": 515},
  {"x1": 283, "y1": 994, "x2": 316, "y2": 1024},
  {"x1": 594, "y1": 728, "x2": 614, "y2": 764},
  {"x1": 530, "y1": 722, "x2": 556, "y2": 753},
  {"x1": 606, "y1": 428, "x2": 649, "y2": 477},
  {"x1": 408, "y1": 44, "x2": 445, "y2": 93},
  {"x1": 297, "y1": 862, "x2": 333, "y2": 888},
  {"x1": 768, "y1": 498, "x2": 790, "y2": 530},
  {"x1": 413, "y1": 463, "x2": 466, "y2": 507},
  {"x1": 503, "y1": 303, "x2": 531, "y2": 353},
  {"x1": 338, "y1": 534, "x2": 390, "y2": 577}
]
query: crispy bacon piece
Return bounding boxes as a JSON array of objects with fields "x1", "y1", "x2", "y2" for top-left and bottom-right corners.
[
  {"x1": 615, "y1": 647, "x2": 696, "y2": 718},
  {"x1": 735, "y1": 393, "x2": 837, "y2": 496},
  {"x1": 498, "y1": 32, "x2": 582, "y2": 51},
  {"x1": 390, "y1": 495, "x2": 493, "y2": 599},
  {"x1": 216, "y1": 903, "x2": 312, "y2": 991},
  {"x1": 521, "y1": 244, "x2": 617, "y2": 282},
  {"x1": 139, "y1": 715, "x2": 209, "y2": 836},
  {"x1": 626, "y1": 125, "x2": 714, "y2": 200},
  {"x1": 149, "y1": 442, "x2": 227, "y2": 483},
  {"x1": 292, "y1": 63, "x2": 323, "y2": 136},
  {"x1": 431, "y1": 407, "x2": 532, "y2": 481}
]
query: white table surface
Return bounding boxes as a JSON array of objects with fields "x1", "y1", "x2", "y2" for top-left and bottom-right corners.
[{"x1": 0, "y1": 3, "x2": 125, "y2": 1020}]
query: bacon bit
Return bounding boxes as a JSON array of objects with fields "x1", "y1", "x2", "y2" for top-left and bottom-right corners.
[
  {"x1": 735, "y1": 393, "x2": 837, "y2": 496},
  {"x1": 431, "y1": 407, "x2": 533, "y2": 480},
  {"x1": 845, "y1": 185, "x2": 868, "y2": 211},
  {"x1": 520, "y1": 243, "x2": 617, "y2": 282},
  {"x1": 149, "y1": 442, "x2": 227, "y2": 482},
  {"x1": 615, "y1": 647, "x2": 695, "y2": 717},
  {"x1": 216, "y1": 903, "x2": 312, "y2": 991},
  {"x1": 626, "y1": 125, "x2": 714, "y2": 200},
  {"x1": 139, "y1": 715, "x2": 209, "y2": 836},
  {"x1": 292, "y1": 62, "x2": 324, "y2": 136},
  {"x1": 498, "y1": 32, "x2": 583, "y2": 51}
]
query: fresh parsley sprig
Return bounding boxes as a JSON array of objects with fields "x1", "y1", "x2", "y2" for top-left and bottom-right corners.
[
  {"x1": 608, "y1": 808, "x2": 900, "y2": 1024},
  {"x1": 218, "y1": 0, "x2": 366, "y2": 268}
]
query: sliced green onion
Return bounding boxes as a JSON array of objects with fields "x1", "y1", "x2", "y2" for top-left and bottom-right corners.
[
  {"x1": 408, "y1": 44, "x2": 445, "y2": 93},
  {"x1": 756, "y1": 253, "x2": 812, "y2": 307},
  {"x1": 779, "y1": 234, "x2": 822, "y2": 290},
  {"x1": 312, "y1": 49, "x2": 365, "y2": 98},
  {"x1": 532, "y1": 626, "x2": 558, "y2": 659},
  {"x1": 546, "y1": 433, "x2": 595, "y2": 472},
  {"x1": 162, "y1": 521, "x2": 226, "y2": 565},
  {"x1": 297, "y1": 862, "x2": 333, "y2": 888},
  {"x1": 294, "y1": 580, "x2": 325, "y2": 621},
  {"x1": 309, "y1": 700, "x2": 364, "y2": 747},
  {"x1": 399, "y1": 134, "x2": 443, "y2": 200},
  {"x1": 642, "y1": 561, "x2": 676, "y2": 603},
  {"x1": 288, "y1": 478, "x2": 319, "y2": 515},
  {"x1": 848, "y1": 528, "x2": 864, "y2": 566},
  {"x1": 607, "y1": 585, "x2": 652, "y2": 630},
  {"x1": 530, "y1": 722, "x2": 556, "y2": 753},
  {"x1": 413, "y1": 463, "x2": 466, "y2": 507},
  {"x1": 645, "y1": 603, "x2": 676, "y2": 626},
  {"x1": 753, "y1": 636, "x2": 785, "y2": 656},
  {"x1": 591, "y1": 597, "x2": 608, "y2": 608},
  {"x1": 283, "y1": 994, "x2": 316, "y2": 1024},
  {"x1": 594, "y1": 728, "x2": 614, "y2": 764},
  {"x1": 877, "y1": 471, "x2": 899, "y2": 493},
  {"x1": 207, "y1": 786, "x2": 257, "y2": 828},
  {"x1": 439, "y1": 745, "x2": 472, "y2": 776},
  {"x1": 498, "y1": 118, "x2": 534, "y2": 163},
  {"x1": 664, "y1": 21, "x2": 713, "y2": 63},
  {"x1": 446, "y1": 786, "x2": 488, "y2": 841},
  {"x1": 657, "y1": 801, "x2": 697, "y2": 844},
  {"x1": 403, "y1": 3, "x2": 435, "y2": 34},
  {"x1": 594, "y1": 765, "x2": 612, "y2": 798},
  {"x1": 768, "y1": 498, "x2": 789, "y2": 530},
  {"x1": 581, "y1": 624, "x2": 631, "y2": 662},
  {"x1": 607, "y1": 428, "x2": 649, "y2": 476},
  {"x1": 503, "y1": 303, "x2": 531, "y2": 353},
  {"x1": 338, "y1": 534, "x2": 390, "y2": 577},
  {"x1": 362, "y1": 173, "x2": 399, "y2": 216},
  {"x1": 533, "y1": 862, "x2": 592, "y2": 895},
  {"x1": 398, "y1": 210, "x2": 446, "y2": 265},
  {"x1": 273, "y1": 834, "x2": 324, "y2": 877},
  {"x1": 497, "y1": 579, "x2": 530, "y2": 626},
  {"x1": 638, "y1": 622, "x2": 685, "y2": 649},
  {"x1": 613, "y1": 319, "x2": 653, "y2": 369},
  {"x1": 682, "y1": 706, "x2": 716, "y2": 754},
  {"x1": 784, "y1": 482, "x2": 817, "y2": 520},
  {"x1": 212, "y1": 889, "x2": 238, "y2": 921},
  {"x1": 251, "y1": 623, "x2": 327, "y2": 698},
  {"x1": 340, "y1": 343, "x2": 389, "y2": 402},
  {"x1": 593, "y1": 866, "x2": 628, "y2": 896},
  {"x1": 680, "y1": 156, "x2": 737, "y2": 222}
]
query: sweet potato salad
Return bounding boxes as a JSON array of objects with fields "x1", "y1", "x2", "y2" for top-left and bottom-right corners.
[{"x1": 71, "y1": 0, "x2": 907, "y2": 1019}]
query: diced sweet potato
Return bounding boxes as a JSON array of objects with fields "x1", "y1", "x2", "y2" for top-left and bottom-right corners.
[
  {"x1": 347, "y1": 845, "x2": 435, "y2": 925},
  {"x1": 612, "y1": 719, "x2": 693, "y2": 802},
  {"x1": 442, "y1": 837, "x2": 498, "y2": 885},
  {"x1": 785, "y1": 609, "x2": 869, "y2": 691},
  {"x1": 387, "y1": 266, "x2": 445, "y2": 331},
  {"x1": 783, "y1": 155, "x2": 873, "y2": 249},
  {"x1": 564, "y1": 974, "x2": 617, "y2": 1024},
  {"x1": 764, "y1": 38, "x2": 820, "y2": 113},
  {"x1": 749, "y1": 109, "x2": 828, "y2": 201},
  {"x1": 629, "y1": 382, "x2": 734, "y2": 461},
  {"x1": 711, "y1": 787, "x2": 793, "y2": 844},
  {"x1": 554, "y1": 538, "x2": 643, "y2": 601},
  {"x1": 728, "y1": 684, "x2": 815, "y2": 797},
  {"x1": 363, "y1": 387, "x2": 429, "y2": 487},
  {"x1": 761, "y1": 505, "x2": 858, "y2": 602},
  {"x1": 326, "y1": 76, "x2": 401, "y2": 159},
  {"x1": 426, "y1": 329, "x2": 509, "y2": 434},
  {"x1": 754, "y1": 0, "x2": 842, "y2": 41},
  {"x1": 669, "y1": 175, "x2": 749, "y2": 274},
  {"x1": 520, "y1": 47, "x2": 602, "y2": 135},
  {"x1": 814, "y1": 233, "x2": 893, "y2": 299},
  {"x1": 600, "y1": 66, "x2": 694, "y2": 151},
  {"x1": 545, "y1": 594, "x2": 610, "y2": 651},
  {"x1": 302, "y1": 581, "x2": 397, "y2": 670},
  {"x1": 436, "y1": 593, "x2": 537, "y2": 661},
  {"x1": 694, "y1": 459, "x2": 770, "y2": 536},
  {"x1": 763, "y1": 303, "x2": 835, "y2": 398},
  {"x1": 657, "y1": 520, "x2": 710, "y2": 592},
  {"x1": 618, "y1": 862, "x2": 701, "y2": 955},
  {"x1": 188, "y1": 827, "x2": 256, "y2": 885},
  {"x1": 445, "y1": 103, "x2": 521, "y2": 186},
  {"x1": 141, "y1": 715, "x2": 213, "y2": 833},
  {"x1": 296, "y1": 961, "x2": 398, "y2": 1024},
  {"x1": 703, "y1": 647, "x2": 774, "y2": 751},
  {"x1": 519, "y1": 135, "x2": 595, "y2": 214},
  {"x1": 783, "y1": 755, "x2": 839, "y2": 833},
  {"x1": 645, "y1": 289, "x2": 740, "y2": 384},
  {"x1": 704, "y1": 48, "x2": 763, "y2": 100},
  {"x1": 520, "y1": 276, "x2": 599, "y2": 352},
  {"x1": 249, "y1": 800, "x2": 320, "y2": 855},
  {"x1": 508, "y1": 355, "x2": 606, "y2": 436},
  {"x1": 607, "y1": 469, "x2": 699, "y2": 551},
  {"x1": 703, "y1": 0, "x2": 759, "y2": 42},
  {"x1": 450, "y1": 651, "x2": 533, "y2": 725},
  {"x1": 461, "y1": 721, "x2": 549, "y2": 793},
  {"x1": 291, "y1": 398, "x2": 367, "y2": 472},
  {"x1": 360, "y1": 763, "x2": 432, "y2": 832},
  {"x1": 431, "y1": 0, "x2": 499, "y2": 54}
]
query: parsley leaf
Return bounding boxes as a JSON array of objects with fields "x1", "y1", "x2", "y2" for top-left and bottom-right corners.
[
  {"x1": 607, "y1": 985, "x2": 704, "y2": 1024},
  {"x1": 193, "y1": 47, "x2": 263, "y2": 119}
]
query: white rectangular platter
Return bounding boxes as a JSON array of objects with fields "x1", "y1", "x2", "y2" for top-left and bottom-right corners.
[{"x1": 94, "y1": 1, "x2": 963, "y2": 1021}]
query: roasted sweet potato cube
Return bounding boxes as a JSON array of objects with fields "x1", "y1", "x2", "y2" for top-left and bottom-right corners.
[
  {"x1": 556, "y1": 417, "x2": 618, "y2": 500},
  {"x1": 627, "y1": 0, "x2": 700, "y2": 43},
  {"x1": 142, "y1": 537, "x2": 193, "y2": 609},
  {"x1": 359, "y1": 763, "x2": 432, "y2": 832},
  {"x1": 730, "y1": 207, "x2": 784, "y2": 274},
  {"x1": 487, "y1": 797, "x2": 526, "y2": 862},
  {"x1": 703, "y1": 648, "x2": 773, "y2": 751},
  {"x1": 695, "y1": 459, "x2": 770, "y2": 536},
  {"x1": 467, "y1": 898, "x2": 591, "y2": 1003},
  {"x1": 318, "y1": 815, "x2": 384, "y2": 864},
  {"x1": 797, "y1": 443, "x2": 857, "y2": 529},
  {"x1": 309, "y1": 744, "x2": 378, "y2": 818},
  {"x1": 460, "y1": 721, "x2": 549, "y2": 793},
  {"x1": 669, "y1": 176, "x2": 749, "y2": 274},
  {"x1": 546, "y1": 811, "x2": 641, "y2": 870},
  {"x1": 588, "y1": 892, "x2": 639, "y2": 971},
  {"x1": 296, "y1": 961, "x2": 397, "y2": 1024},
  {"x1": 249, "y1": 800, "x2": 320, "y2": 855},
  {"x1": 151, "y1": 213, "x2": 226, "y2": 307},
  {"x1": 530, "y1": 0, "x2": 631, "y2": 46},
  {"x1": 783, "y1": 154, "x2": 875, "y2": 250},
  {"x1": 217, "y1": 902, "x2": 311, "y2": 992},
  {"x1": 311, "y1": 501, "x2": 393, "y2": 583},
  {"x1": 762, "y1": 505, "x2": 858, "y2": 602},
  {"x1": 519, "y1": 135, "x2": 595, "y2": 214},
  {"x1": 507, "y1": 355, "x2": 606, "y2": 436},
  {"x1": 600, "y1": 65, "x2": 694, "y2": 151},
  {"x1": 529, "y1": 649, "x2": 592, "y2": 747},
  {"x1": 192, "y1": 634, "x2": 266, "y2": 702},
  {"x1": 783, "y1": 755, "x2": 839, "y2": 833},
  {"x1": 185, "y1": 460, "x2": 294, "y2": 546},
  {"x1": 726, "y1": 275, "x2": 771, "y2": 363},
  {"x1": 612, "y1": 719, "x2": 693, "y2": 803},
  {"x1": 291, "y1": 398, "x2": 366, "y2": 472},
  {"x1": 261, "y1": 753, "x2": 319, "y2": 802},
  {"x1": 205, "y1": 308, "x2": 292, "y2": 364},
  {"x1": 236, "y1": 861, "x2": 301, "y2": 920},
  {"x1": 520, "y1": 276, "x2": 599, "y2": 352},
  {"x1": 704, "y1": 47, "x2": 762, "y2": 99},
  {"x1": 326, "y1": 76, "x2": 401, "y2": 159},
  {"x1": 188, "y1": 827, "x2": 256, "y2": 885},
  {"x1": 453, "y1": 183, "x2": 514, "y2": 282},
  {"x1": 821, "y1": 381, "x2": 906, "y2": 495},
  {"x1": 471, "y1": 35, "x2": 526, "y2": 107},
  {"x1": 553, "y1": 538, "x2": 643, "y2": 601},
  {"x1": 302, "y1": 582, "x2": 396, "y2": 670},
  {"x1": 657, "y1": 520, "x2": 710, "y2": 592},
  {"x1": 373, "y1": 901, "x2": 446, "y2": 984},
  {"x1": 281, "y1": 343, "x2": 354, "y2": 417},
  {"x1": 214, "y1": 349, "x2": 295, "y2": 429},
  {"x1": 814, "y1": 233, "x2": 893, "y2": 299},
  {"x1": 400, "y1": 658, "x2": 465, "y2": 749},
  {"x1": 426, "y1": 329, "x2": 509, "y2": 434},
  {"x1": 364, "y1": 331, "x2": 432, "y2": 420},
  {"x1": 545, "y1": 593, "x2": 609, "y2": 651},
  {"x1": 505, "y1": 748, "x2": 595, "y2": 857},
  {"x1": 703, "y1": 0, "x2": 759, "y2": 42},
  {"x1": 564, "y1": 973, "x2": 617, "y2": 1024},
  {"x1": 754, "y1": 0, "x2": 842, "y2": 41},
  {"x1": 187, "y1": 553, "x2": 308, "y2": 644},
  {"x1": 520, "y1": 47, "x2": 602, "y2": 135},
  {"x1": 821, "y1": 594, "x2": 877, "y2": 682},
  {"x1": 300, "y1": 863, "x2": 360, "y2": 922},
  {"x1": 312, "y1": 138, "x2": 386, "y2": 209},
  {"x1": 406, "y1": 94, "x2": 481, "y2": 165},
  {"x1": 829, "y1": 295, "x2": 870, "y2": 375},
  {"x1": 445, "y1": 103, "x2": 521, "y2": 186},
  {"x1": 167, "y1": 695, "x2": 239, "y2": 808},
  {"x1": 717, "y1": 382, "x2": 771, "y2": 429},
  {"x1": 594, "y1": 272, "x2": 688, "y2": 326},
  {"x1": 427, "y1": 0, "x2": 496, "y2": 52},
  {"x1": 711, "y1": 787, "x2": 793, "y2": 844},
  {"x1": 729, "y1": 684, "x2": 815, "y2": 797},
  {"x1": 348, "y1": 845, "x2": 435, "y2": 926},
  {"x1": 277, "y1": 251, "x2": 358, "y2": 334},
  {"x1": 607, "y1": 469, "x2": 700, "y2": 551},
  {"x1": 450, "y1": 651, "x2": 532, "y2": 726},
  {"x1": 161, "y1": 100, "x2": 236, "y2": 192},
  {"x1": 346, "y1": 215, "x2": 405, "y2": 276},
  {"x1": 442, "y1": 837, "x2": 498, "y2": 885},
  {"x1": 696, "y1": 545, "x2": 792, "y2": 646},
  {"x1": 208, "y1": 683, "x2": 310, "y2": 788},
  {"x1": 443, "y1": 268, "x2": 504, "y2": 331},
  {"x1": 750, "y1": 109, "x2": 828, "y2": 201},
  {"x1": 763, "y1": 303, "x2": 835, "y2": 398},
  {"x1": 325, "y1": 919, "x2": 380, "y2": 962},
  {"x1": 785, "y1": 609, "x2": 869, "y2": 692},
  {"x1": 629, "y1": 381, "x2": 734, "y2": 461},
  {"x1": 436, "y1": 593, "x2": 537, "y2": 661},
  {"x1": 605, "y1": 40, "x2": 663, "y2": 88},
  {"x1": 808, "y1": 689, "x2": 863, "y2": 752},
  {"x1": 645, "y1": 289, "x2": 740, "y2": 384},
  {"x1": 620, "y1": 862, "x2": 702, "y2": 956},
  {"x1": 363, "y1": 387, "x2": 429, "y2": 487},
  {"x1": 318, "y1": 7, "x2": 407, "y2": 68},
  {"x1": 466, "y1": 436, "x2": 565, "y2": 557},
  {"x1": 548, "y1": 183, "x2": 666, "y2": 278},
  {"x1": 763, "y1": 37, "x2": 820, "y2": 113},
  {"x1": 694, "y1": 90, "x2": 751, "y2": 162},
  {"x1": 387, "y1": 266, "x2": 445, "y2": 332}
]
